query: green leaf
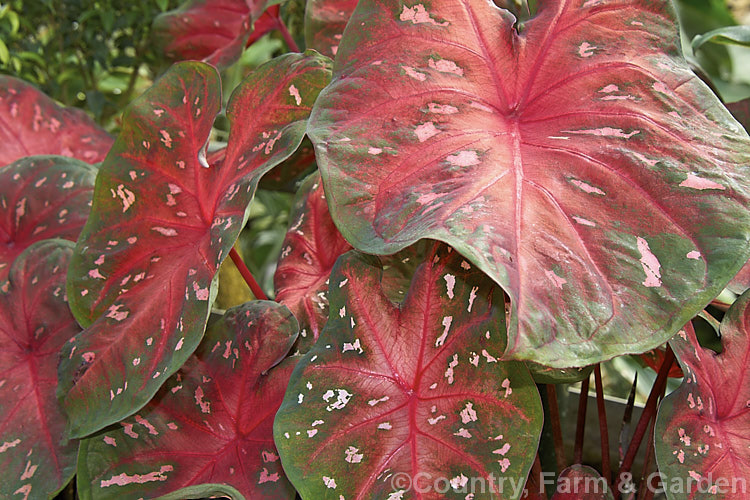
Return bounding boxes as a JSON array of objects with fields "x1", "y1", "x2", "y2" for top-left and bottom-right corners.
[{"x1": 693, "y1": 26, "x2": 750, "y2": 52}]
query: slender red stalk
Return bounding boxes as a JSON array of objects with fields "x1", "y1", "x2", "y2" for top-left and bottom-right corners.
[
  {"x1": 574, "y1": 375, "x2": 590, "y2": 464},
  {"x1": 531, "y1": 453, "x2": 548, "y2": 500},
  {"x1": 594, "y1": 365, "x2": 611, "y2": 487},
  {"x1": 637, "y1": 419, "x2": 657, "y2": 500},
  {"x1": 545, "y1": 384, "x2": 566, "y2": 474},
  {"x1": 229, "y1": 247, "x2": 268, "y2": 300},
  {"x1": 616, "y1": 347, "x2": 675, "y2": 497},
  {"x1": 277, "y1": 18, "x2": 300, "y2": 52}
]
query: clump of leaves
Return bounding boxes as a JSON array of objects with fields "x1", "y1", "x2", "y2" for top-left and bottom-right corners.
[{"x1": 1, "y1": 0, "x2": 750, "y2": 499}]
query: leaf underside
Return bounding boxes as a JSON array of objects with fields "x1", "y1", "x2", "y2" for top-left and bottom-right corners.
[
  {"x1": 308, "y1": 0, "x2": 750, "y2": 367},
  {"x1": 0, "y1": 76, "x2": 113, "y2": 166},
  {"x1": 0, "y1": 155, "x2": 97, "y2": 281},
  {"x1": 60, "y1": 53, "x2": 331, "y2": 438},
  {"x1": 655, "y1": 292, "x2": 750, "y2": 500},
  {"x1": 0, "y1": 240, "x2": 80, "y2": 499},
  {"x1": 77, "y1": 302, "x2": 298, "y2": 500},
  {"x1": 275, "y1": 244, "x2": 543, "y2": 499}
]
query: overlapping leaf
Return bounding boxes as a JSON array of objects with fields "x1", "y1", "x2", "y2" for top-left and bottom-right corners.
[
  {"x1": 0, "y1": 76, "x2": 112, "y2": 166},
  {"x1": 304, "y1": 0, "x2": 358, "y2": 58},
  {"x1": 61, "y1": 52, "x2": 331, "y2": 438},
  {"x1": 153, "y1": 0, "x2": 282, "y2": 69},
  {"x1": 275, "y1": 244, "x2": 542, "y2": 499},
  {"x1": 0, "y1": 156, "x2": 97, "y2": 281},
  {"x1": 77, "y1": 301, "x2": 298, "y2": 500},
  {"x1": 550, "y1": 466, "x2": 613, "y2": 499},
  {"x1": 274, "y1": 173, "x2": 352, "y2": 351},
  {"x1": 654, "y1": 294, "x2": 750, "y2": 499},
  {"x1": 0, "y1": 240, "x2": 80, "y2": 499},
  {"x1": 308, "y1": 0, "x2": 750, "y2": 367}
]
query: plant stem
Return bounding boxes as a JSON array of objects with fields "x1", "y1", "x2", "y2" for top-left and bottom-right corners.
[
  {"x1": 229, "y1": 247, "x2": 268, "y2": 300},
  {"x1": 277, "y1": 17, "x2": 300, "y2": 52},
  {"x1": 637, "y1": 418, "x2": 657, "y2": 500},
  {"x1": 545, "y1": 384, "x2": 565, "y2": 474},
  {"x1": 531, "y1": 452, "x2": 549, "y2": 500},
  {"x1": 573, "y1": 374, "x2": 590, "y2": 464},
  {"x1": 616, "y1": 346, "x2": 674, "y2": 497},
  {"x1": 594, "y1": 365, "x2": 611, "y2": 487}
]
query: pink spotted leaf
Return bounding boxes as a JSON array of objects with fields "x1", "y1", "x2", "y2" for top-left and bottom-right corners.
[
  {"x1": 76, "y1": 301, "x2": 298, "y2": 499},
  {"x1": 0, "y1": 76, "x2": 113, "y2": 166},
  {"x1": 274, "y1": 173, "x2": 352, "y2": 352},
  {"x1": 0, "y1": 155, "x2": 97, "y2": 281},
  {"x1": 654, "y1": 292, "x2": 750, "y2": 499},
  {"x1": 304, "y1": 0, "x2": 359, "y2": 58},
  {"x1": 60, "y1": 53, "x2": 331, "y2": 438},
  {"x1": 274, "y1": 243, "x2": 543, "y2": 499},
  {"x1": 308, "y1": 0, "x2": 750, "y2": 368},
  {"x1": 153, "y1": 0, "x2": 283, "y2": 69},
  {"x1": 0, "y1": 240, "x2": 80, "y2": 499}
]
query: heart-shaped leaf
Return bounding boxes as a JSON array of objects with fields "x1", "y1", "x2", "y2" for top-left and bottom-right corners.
[
  {"x1": 274, "y1": 244, "x2": 542, "y2": 499},
  {"x1": 153, "y1": 0, "x2": 281, "y2": 69},
  {"x1": 76, "y1": 301, "x2": 298, "y2": 500},
  {"x1": 308, "y1": 0, "x2": 750, "y2": 367},
  {"x1": 654, "y1": 294, "x2": 750, "y2": 499},
  {"x1": 0, "y1": 76, "x2": 113, "y2": 166},
  {"x1": 304, "y1": 0, "x2": 359, "y2": 58},
  {"x1": 61, "y1": 52, "x2": 331, "y2": 438},
  {"x1": 551, "y1": 465, "x2": 613, "y2": 499},
  {"x1": 274, "y1": 173, "x2": 352, "y2": 352},
  {"x1": 0, "y1": 240, "x2": 80, "y2": 499},
  {"x1": 0, "y1": 155, "x2": 97, "y2": 281}
]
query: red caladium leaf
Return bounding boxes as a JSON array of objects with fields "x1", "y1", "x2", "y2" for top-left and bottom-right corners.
[
  {"x1": 274, "y1": 244, "x2": 543, "y2": 499},
  {"x1": 304, "y1": 0, "x2": 359, "y2": 58},
  {"x1": 638, "y1": 346, "x2": 683, "y2": 378},
  {"x1": 76, "y1": 301, "x2": 298, "y2": 499},
  {"x1": 725, "y1": 98, "x2": 750, "y2": 295},
  {"x1": 153, "y1": 0, "x2": 281, "y2": 69},
  {"x1": 0, "y1": 155, "x2": 97, "y2": 281},
  {"x1": 0, "y1": 240, "x2": 80, "y2": 499},
  {"x1": 0, "y1": 76, "x2": 113, "y2": 166},
  {"x1": 654, "y1": 295, "x2": 750, "y2": 499},
  {"x1": 60, "y1": 52, "x2": 332, "y2": 438},
  {"x1": 274, "y1": 173, "x2": 352, "y2": 351},
  {"x1": 308, "y1": 0, "x2": 750, "y2": 368},
  {"x1": 550, "y1": 465, "x2": 613, "y2": 499}
]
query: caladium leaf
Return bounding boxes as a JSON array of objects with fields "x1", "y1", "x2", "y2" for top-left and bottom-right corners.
[
  {"x1": 274, "y1": 244, "x2": 543, "y2": 499},
  {"x1": 153, "y1": 0, "x2": 281, "y2": 69},
  {"x1": 0, "y1": 76, "x2": 113, "y2": 166},
  {"x1": 550, "y1": 465, "x2": 613, "y2": 499},
  {"x1": 61, "y1": 52, "x2": 332, "y2": 438},
  {"x1": 0, "y1": 240, "x2": 80, "y2": 499},
  {"x1": 274, "y1": 173, "x2": 352, "y2": 352},
  {"x1": 76, "y1": 301, "x2": 298, "y2": 500},
  {"x1": 308, "y1": 0, "x2": 750, "y2": 368},
  {"x1": 304, "y1": 0, "x2": 359, "y2": 58},
  {"x1": 0, "y1": 155, "x2": 97, "y2": 281},
  {"x1": 259, "y1": 138, "x2": 317, "y2": 191},
  {"x1": 654, "y1": 294, "x2": 750, "y2": 499}
]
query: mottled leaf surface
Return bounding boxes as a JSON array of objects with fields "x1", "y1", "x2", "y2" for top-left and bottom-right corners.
[
  {"x1": 550, "y1": 465, "x2": 613, "y2": 499},
  {"x1": 0, "y1": 155, "x2": 96, "y2": 281},
  {"x1": 0, "y1": 76, "x2": 112, "y2": 166},
  {"x1": 274, "y1": 173, "x2": 352, "y2": 352},
  {"x1": 0, "y1": 240, "x2": 80, "y2": 499},
  {"x1": 655, "y1": 294, "x2": 750, "y2": 499},
  {"x1": 153, "y1": 0, "x2": 281, "y2": 68},
  {"x1": 304, "y1": 0, "x2": 359, "y2": 58},
  {"x1": 308, "y1": 0, "x2": 750, "y2": 367},
  {"x1": 275, "y1": 244, "x2": 542, "y2": 499},
  {"x1": 61, "y1": 53, "x2": 331, "y2": 438},
  {"x1": 77, "y1": 302, "x2": 298, "y2": 500}
]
